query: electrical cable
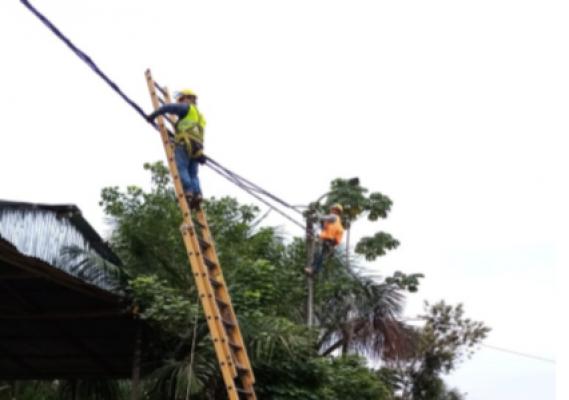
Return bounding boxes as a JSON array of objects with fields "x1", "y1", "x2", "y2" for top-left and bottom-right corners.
[
  {"x1": 403, "y1": 318, "x2": 555, "y2": 364},
  {"x1": 481, "y1": 344, "x2": 555, "y2": 364},
  {"x1": 205, "y1": 157, "x2": 304, "y2": 215},
  {"x1": 206, "y1": 161, "x2": 306, "y2": 229},
  {"x1": 20, "y1": 0, "x2": 148, "y2": 120},
  {"x1": 20, "y1": 0, "x2": 306, "y2": 232},
  {"x1": 20, "y1": 0, "x2": 355, "y2": 281}
]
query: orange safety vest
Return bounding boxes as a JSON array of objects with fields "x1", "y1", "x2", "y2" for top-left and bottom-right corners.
[{"x1": 319, "y1": 215, "x2": 344, "y2": 245}]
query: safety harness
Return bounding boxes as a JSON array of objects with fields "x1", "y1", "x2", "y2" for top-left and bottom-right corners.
[{"x1": 175, "y1": 104, "x2": 206, "y2": 158}]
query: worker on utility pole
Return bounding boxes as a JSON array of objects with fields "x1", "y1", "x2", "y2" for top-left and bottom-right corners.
[
  {"x1": 146, "y1": 89, "x2": 206, "y2": 208},
  {"x1": 305, "y1": 203, "x2": 345, "y2": 275}
]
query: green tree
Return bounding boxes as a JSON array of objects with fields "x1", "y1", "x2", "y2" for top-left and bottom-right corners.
[
  {"x1": 314, "y1": 177, "x2": 400, "y2": 266},
  {"x1": 97, "y1": 161, "x2": 398, "y2": 399},
  {"x1": 390, "y1": 301, "x2": 490, "y2": 400},
  {"x1": 308, "y1": 177, "x2": 423, "y2": 360}
]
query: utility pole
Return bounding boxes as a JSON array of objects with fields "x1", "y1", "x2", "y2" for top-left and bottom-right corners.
[
  {"x1": 304, "y1": 178, "x2": 358, "y2": 327},
  {"x1": 305, "y1": 204, "x2": 317, "y2": 327}
]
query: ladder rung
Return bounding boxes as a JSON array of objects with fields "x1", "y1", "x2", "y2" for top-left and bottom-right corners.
[
  {"x1": 216, "y1": 297, "x2": 229, "y2": 308},
  {"x1": 209, "y1": 277, "x2": 222, "y2": 288},
  {"x1": 229, "y1": 340, "x2": 243, "y2": 351},
  {"x1": 199, "y1": 238, "x2": 211, "y2": 250},
  {"x1": 235, "y1": 362, "x2": 250, "y2": 374},
  {"x1": 204, "y1": 257, "x2": 217, "y2": 269},
  {"x1": 236, "y1": 387, "x2": 254, "y2": 396},
  {"x1": 153, "y1": 81, "x2": 167, "y2": 96},
  {"x1": 147, "y1": 71, "x2": 256, "y2": 400},
  {"x1": 222, "y1": 318, "x2": 236, "y2": 329}
]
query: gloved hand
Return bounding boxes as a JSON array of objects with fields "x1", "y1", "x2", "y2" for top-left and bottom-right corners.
[
  {"x1": 196, "y1": 155, "x2": 207, "y2": 164},
  {"x1": 146, "y1": 114, "x2": 155, "y2": 123}
]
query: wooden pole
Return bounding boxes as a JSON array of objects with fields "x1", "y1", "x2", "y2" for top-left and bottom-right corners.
[
  {"x1": 305, "y1": 209, "x2": 316, "y2": 327},
  {"x1": 70, "y1": 380, "x2": 77, "y2": 400},
  {"x1": 131, "y1": 323, "x2": 142, "y2": 400}
]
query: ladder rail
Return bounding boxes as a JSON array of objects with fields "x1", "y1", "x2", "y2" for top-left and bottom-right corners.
[
  {"x1": 196, "y1": 209, "x2": 256, "y2": 388},
  {"x1": 145, "y1": 69, "x2": 257, "y2": 399},
  {"x1": 162, "y1": 84, "x2": 255, "y2": 387},
  {"x1": 145, "y1": 70, "x2": 240, "y2": 397}
]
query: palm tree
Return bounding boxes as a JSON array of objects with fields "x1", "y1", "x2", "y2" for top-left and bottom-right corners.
[{"x1": 315, "y1": 258, "x2": 413, "y2": 362}]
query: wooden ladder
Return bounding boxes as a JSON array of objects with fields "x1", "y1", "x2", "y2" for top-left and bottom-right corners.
[{"x1": 145, "y1": 69, "x2": 256, "y2": 400}]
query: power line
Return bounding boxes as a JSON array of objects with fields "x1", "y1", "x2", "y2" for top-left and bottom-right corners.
[
  {"x1": 403, "y1": 317, "x2": 555, "y2": 364},
  {"x1": 20, "y1": 0, "x2": 307, "y2": 231},
  {"x1": 206, "y1": 160, "x2": 306, "y2": 229},
  {"x1": 481, "y1": 344, "x2": 555, "y2": 364},
  {"x1": 20, "y1": 0, "x2": 147, "y2": 120},
  {"x1": 206, "y1": 157, "x2": 303, "y2": 216}
]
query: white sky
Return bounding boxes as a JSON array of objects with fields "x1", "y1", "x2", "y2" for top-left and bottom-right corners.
[{"x1": 1, "y1": 1, "x2": 566, "y2": 399}]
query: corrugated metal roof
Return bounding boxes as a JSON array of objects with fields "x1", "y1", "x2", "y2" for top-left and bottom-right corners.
[{"x1": 0, "y1": 200, "x2": 122, "y2": 291}]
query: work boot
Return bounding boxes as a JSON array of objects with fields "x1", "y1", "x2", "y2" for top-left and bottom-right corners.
[
  {"x1": 184, "y1": 192, "x2": 194, "y2": 206},
  {"x1": 190, "y1": 193, "x2": 203, "y2": 210}
]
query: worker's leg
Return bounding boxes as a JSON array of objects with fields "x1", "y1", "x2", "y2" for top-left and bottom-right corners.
[
  {"x1": 321, "y1": 240, "x2": 335, "y2": 262},
  {"x1": 174, "y1": 145, "x2": 193, "y2": 195},
  {"x1": 311, "y1": 242, "x2": 324, "y2": 273},
  {"x1": 188, "y1": 157, "x2": 201, "y2": 196},
  {"x1": 312, "y1": 240, "x2": 334, "y2": 273}
]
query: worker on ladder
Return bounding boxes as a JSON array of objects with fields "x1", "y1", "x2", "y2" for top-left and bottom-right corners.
[
  {"x1": 305, "y1": 203, "x2": 345, "y2": 275},
  {"x1": 147, "y1": 89, "x2": 206, "y2": 208}
]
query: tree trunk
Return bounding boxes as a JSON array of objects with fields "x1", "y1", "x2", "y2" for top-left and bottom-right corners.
[
  {"x1": 341, "y1": 325, "x2": 353, "y2": 357},
  {"x1": 10, "y1": 381, "x2": 17, "y2": 400},
  {"x1": 131, "y1": 322, "x2": 142, "y2": 400},
  {"x1": 70, "y1": 380, "x2": 77, "y2": 400}
]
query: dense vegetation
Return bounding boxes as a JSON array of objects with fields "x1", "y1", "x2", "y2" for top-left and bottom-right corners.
[{"x1": 1, "y1": 162, "x2": 489, "y2": 400}]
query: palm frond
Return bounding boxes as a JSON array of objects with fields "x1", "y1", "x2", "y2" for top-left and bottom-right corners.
[{"x1": 60, "y1": 245, "x2": 129, "y2": 293}]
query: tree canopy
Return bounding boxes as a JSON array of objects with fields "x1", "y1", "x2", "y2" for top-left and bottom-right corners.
[{"x1": 2, "y1": 161, "x2": 488, "y2": 400}]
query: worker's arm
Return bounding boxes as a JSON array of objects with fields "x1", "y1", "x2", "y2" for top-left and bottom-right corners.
[
  {"x1": 320, "y1": 214, "x2": 337, "y2": 223},
  {"x1": 146, "y1": 103, "x2": 189, "y2": 122},
  {"x1": 318, "y1": 214, "x2": 337, "y2": 228}
]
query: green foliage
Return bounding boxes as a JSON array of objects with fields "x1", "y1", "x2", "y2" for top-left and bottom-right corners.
[
  {"x1": 366, "y1": 192, "x2": 393, "y2": 221},
  {"x1": 255, "y1": 356, "x2": 391, "y2": 400},
  {"x1": 99, "y1": 162, "x2": 419, "y2": 398},
  {"x1": 316, "y1": 262, "x2": 412, "y2": 361},
  {"x1": 317, "y1": 356, "x2": 392, "y2": 400},
  {"x1": 129, "y1": 275, "x2": 196, "y2": 334},
  {"x1": 326, "y1": 178, "x2": 369, "y2": 223},
  {"x1": 99, "y1": 162, "x2": 187, "y2": 285},
  {"x1": 417, "y1": 301, "x2": 490, "y2": 373},
  {"x1": 0, "y1": 380, "x2": 129, "y2": 400},
  {"x1": 325, "y1": 178, "x2": 393, "y2": 224},
  {"x1": 385, "y1": 271, "x2": 425, "y2": 293},
  {"x1": 322, "y1": 177, "x2": 402, "y2": 265},
  {"x1": 10, "y1": 161, "x2": 483, "y2": 399},
  {"x1": 356, "y1": 232, "x2": 400, "y2": 261},
  {"x1": 391, "y1": 301, "x2": 490, "y2": 400}
]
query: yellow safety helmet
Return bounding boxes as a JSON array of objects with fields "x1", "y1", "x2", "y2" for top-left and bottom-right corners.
[
  {"x1": 176, "y1": 89, "x2": 197, "y2": 99},
  {"x1": 330, "y1": 203, "x2": 343, "y2": 214}
]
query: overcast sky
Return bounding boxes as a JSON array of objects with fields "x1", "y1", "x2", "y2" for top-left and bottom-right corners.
[{"x1": 1, "y1": 1, "x2": 565, "y2": 398}]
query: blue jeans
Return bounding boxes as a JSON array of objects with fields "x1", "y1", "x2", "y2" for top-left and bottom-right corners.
[
  {"x1": 174, "y1": 144, "x2": 201, "y2": 195},
  {"x1": 312, "y1": 239, "x2": 335, "y2": 273}
]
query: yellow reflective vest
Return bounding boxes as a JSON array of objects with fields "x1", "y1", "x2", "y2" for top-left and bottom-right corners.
[{"x1": 175, "y1": 105, "x2": 206, "y2": 157}]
